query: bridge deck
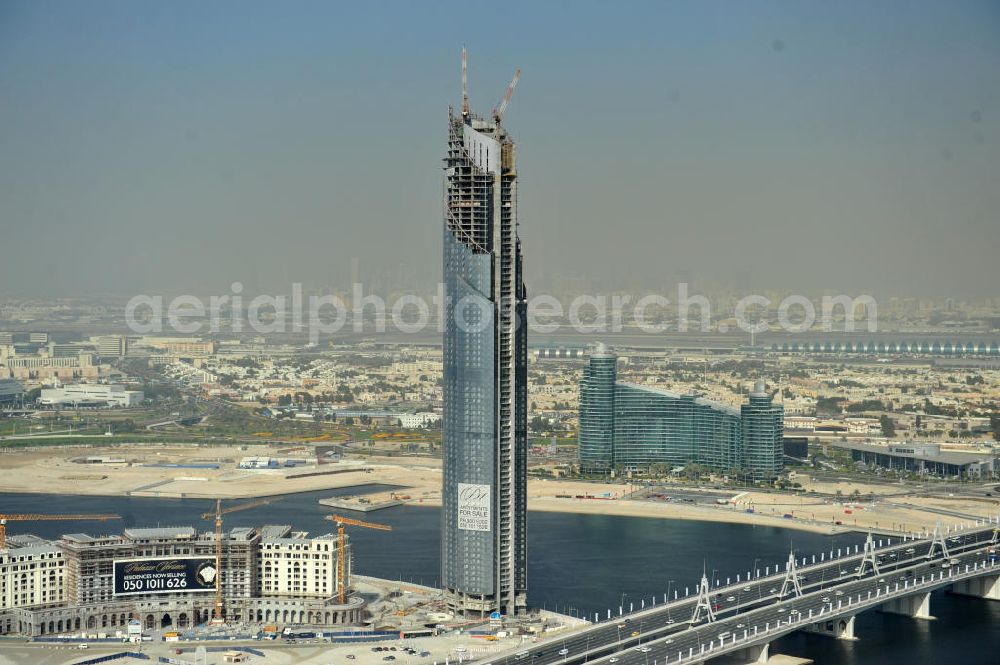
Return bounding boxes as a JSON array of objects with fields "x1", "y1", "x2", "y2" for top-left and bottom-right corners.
[{"x1": 502, "y1": 520, "x2": 999, "y2": 665}]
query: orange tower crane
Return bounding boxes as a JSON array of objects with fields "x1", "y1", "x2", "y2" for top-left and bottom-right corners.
[
  {"x1": 0, "y1": 514, "x2": 121, "y2": 549},
  {"x1": 324, "y1": 514, "x2": 392, "y2": 604},
  {"x1": 200, "y1": 498, "x2": 271, "y2": 622}
]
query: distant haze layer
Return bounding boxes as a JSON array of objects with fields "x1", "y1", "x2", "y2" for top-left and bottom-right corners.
[{"x1": 1, "y1": 0, "x2": 998, "y2": 297}]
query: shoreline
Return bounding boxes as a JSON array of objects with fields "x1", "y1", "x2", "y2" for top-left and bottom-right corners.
[
  {"x1": 0, "y1": 445, "x2": 989, "y2": 538},
  {"x1": 0, "y1": 483, "x2": 868, "y2": 536}
]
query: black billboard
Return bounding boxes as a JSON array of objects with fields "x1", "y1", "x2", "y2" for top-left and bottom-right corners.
[{"x1": 113, "y1": 557, "x2": 217, "y2": 596}]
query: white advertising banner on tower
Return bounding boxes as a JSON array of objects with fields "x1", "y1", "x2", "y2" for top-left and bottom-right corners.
[{"x1": 457, "y1": 483, "x2": 491, "y2": 532}]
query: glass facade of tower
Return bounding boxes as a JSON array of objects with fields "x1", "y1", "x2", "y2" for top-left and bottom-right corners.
[
  {"x1": 742, "y1": 386, "x2": 785, "y2": 480},
  {"x1": 578, "y1": 345, "x2": 616, "y2": 471},
  {"x1": 614, "y1": 383, "x2": 744, "y2": 472},
  {"x1": 441, "y1": 107, "x2": 527, "y2": 617},
  {"x1": 578, "y1": 348, "x2": 783, "y2": 480}
]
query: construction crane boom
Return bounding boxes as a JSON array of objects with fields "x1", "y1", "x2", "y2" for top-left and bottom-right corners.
[
  {"x1": 324, "y1": 514, "x2": 392, "y2": 604},
  {"x1": 329, "y1": 515, "x2": 392, "y2": 531},
  {"x1": 461, "y1": 45, "x2": 469, "y2": 118},
  {"x1": 492, "y1": 69, "x2": 521, "y2": 123},
  {"x1": 201, "y1": 498, "x2": 271, "y2": 623},
  {"x1": 0, "y1": 513, "x2": 121, "y2": 549},
  {"x1": 199, "y1": 498, "x2": 270, "y2": 521}
]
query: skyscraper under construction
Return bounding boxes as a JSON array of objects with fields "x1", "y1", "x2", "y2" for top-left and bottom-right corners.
[{"x1": 440, "y1": 49, "x2": 527, "y2": 617}]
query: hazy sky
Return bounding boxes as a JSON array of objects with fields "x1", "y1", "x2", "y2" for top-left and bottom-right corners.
[{"x1": 1, "y1": 0, "x2": 998, "y2": 298}]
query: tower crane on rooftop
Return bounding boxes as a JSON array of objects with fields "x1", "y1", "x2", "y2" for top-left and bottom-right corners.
[
  {"x1": 200, "y1": 498, "x2": 271, "y2": 623},
  {"x1": 492, "y1": 68, "x2": 521, "y2": 124},
  {"x1": 462, "y1": 45, "x2": 469, "y2": 118},
  {"x1": 0, "y1": 514, "x2": 121, "y2": 550},
  {"x1": 324, "y1": 514, "x2": 392, "y2": 604}
]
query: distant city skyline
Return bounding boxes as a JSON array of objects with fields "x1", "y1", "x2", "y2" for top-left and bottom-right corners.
[{"x1": 1, "y1": 1, "x2": 999, "y2": 298}]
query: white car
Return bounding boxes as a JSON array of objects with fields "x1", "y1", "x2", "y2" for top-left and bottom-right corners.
[
  {"x1": 639, "y1": 647, "x2": 651, "y2": 653},
  {"x1": 558, "y1": 649, "x2": 569, "y2": 656},
  {"x1": 822, "y1": 597, "x2": 831, "y2": 603},
  {"x1": 726, "y1": 596, "x2": 736, "y2": 602},
  {"x1": 609, "y1": 659, "x2": 619, "y2": 663}
]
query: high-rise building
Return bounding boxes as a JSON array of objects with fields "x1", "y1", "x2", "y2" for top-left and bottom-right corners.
[
  {"x1": 578, "y1": 346, "x2": 783, "y2": 481},
  {"x1": 441, "y1": 51, "x2": 527, "y2": 617},
  {"x1": 578, "y1": 343, "x2": 617, "y2": 470},
  {"x1": 742, "y1": 380, "x2": 785, "y2": 480}
]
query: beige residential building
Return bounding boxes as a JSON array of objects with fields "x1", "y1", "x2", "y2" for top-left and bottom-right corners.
[
  {"x1": 0, "y1": 536, "x2": 65, "y2": 610},
  {"x1": 1, "y1": 352, "x2": 98, "y2": 381},
  {"x1": 161, "y1": 341, "x2": 216, "y2": 356},
  {"x1": 258, "y1": 531, "x2": 342, "y2": 599}
]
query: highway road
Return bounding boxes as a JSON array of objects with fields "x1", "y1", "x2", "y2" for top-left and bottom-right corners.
[{"x1": 492, "y1": 521, "x2": 1000, "y2": 665}]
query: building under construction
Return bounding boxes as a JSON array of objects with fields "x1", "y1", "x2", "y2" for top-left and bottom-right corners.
[
  {"x1": 0, "y1": 525, "x2": 364, "y2": 637},
  {"x1": 441, "y1": 49, "x2": 528, "y2": 617}
]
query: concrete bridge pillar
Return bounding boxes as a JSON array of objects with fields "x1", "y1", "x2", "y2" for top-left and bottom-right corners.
[
  {"x1": 803, "y1": 614, "x2": 857, "y2": 640},
  {"x1": 951, "y1": 575, "x2": 1000, "y2": 601},
  {"x1": 719, "y1": 641, "x2": 769, "y2": 663},
  {"x1": 880, "y1": 591, "x2": 933, "y2": 620},
  {"x1": 703, "y1": 642, "x2": 774, "y2": 665}
]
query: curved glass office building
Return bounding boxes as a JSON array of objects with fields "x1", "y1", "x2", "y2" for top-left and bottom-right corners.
[{"x1": 579, "y1": 347, "x2": 783, "y2": 481}]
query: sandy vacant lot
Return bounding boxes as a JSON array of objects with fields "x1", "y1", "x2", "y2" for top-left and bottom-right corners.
[
  {"x1": 0, "y1": 445, "x2": 988, "y2": 535},
  {"x1": 0, "y1": 443, "x2": 443, "y2": 500}
]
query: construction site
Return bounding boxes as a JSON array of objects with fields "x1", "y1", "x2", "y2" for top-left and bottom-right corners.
[
  {"x1": 0, "y1": 503, "x2": 393, "y2": 637},
  {"x1": 0, "y1": 505, "x2": 586, "y2": 665}
]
